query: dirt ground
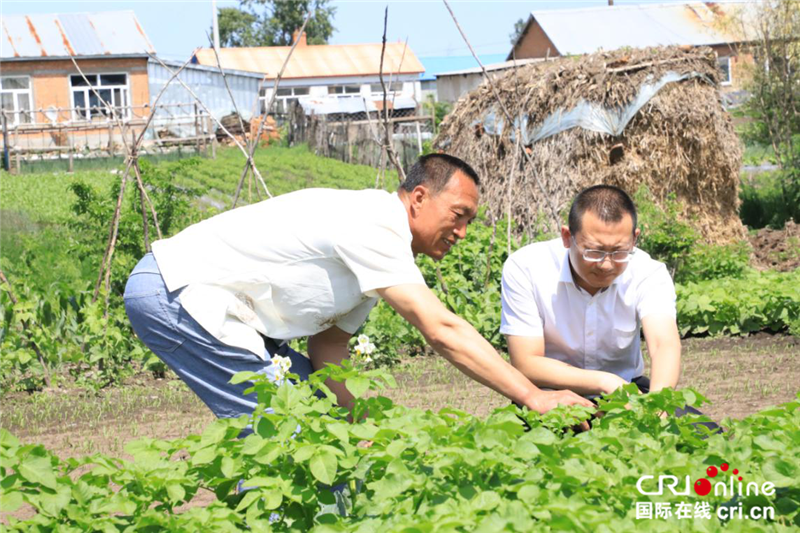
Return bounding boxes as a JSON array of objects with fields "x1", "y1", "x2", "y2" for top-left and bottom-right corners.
[
  {"x1": 749, "y1": 220, "x2": 800, "y2": 272},
  {"x1": 2, "y1": 334, "x2": 798, "y2": 461}
]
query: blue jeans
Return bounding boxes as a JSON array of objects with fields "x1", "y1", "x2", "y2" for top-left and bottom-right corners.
[{"x1": 124, "y1": 253, "x2": 314, "y2": 421}]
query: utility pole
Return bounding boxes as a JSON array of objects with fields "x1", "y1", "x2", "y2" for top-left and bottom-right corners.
[{"x1": 212, "y1": 0, "x2": 221, "y2": 50}]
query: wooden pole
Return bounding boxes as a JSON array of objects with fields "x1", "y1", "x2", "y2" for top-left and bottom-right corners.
[
  {"x1": 1, "y1": 112, "x2": 10, "y2": 172},
  {"x1": 210, "y1": 115, "x2": 217, "y2": 159},
  {"x1": 107, "y1": 122, "x2": 114, "y2": 156}
]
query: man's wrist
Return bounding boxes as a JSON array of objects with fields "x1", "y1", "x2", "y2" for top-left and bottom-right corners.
[
  {"x1": 596, "y1": 371, "x2": 625, "y2": 395},
  {"x1": 518, "y1": 386, "x2": 545, "y2": 414}
]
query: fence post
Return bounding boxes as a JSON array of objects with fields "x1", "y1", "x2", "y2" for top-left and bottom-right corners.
[
  {"x1": 1, "y1": 112, "x2": 9, "y2": 172},
  {"x1": 68, "y1": 131, "x2": 74, "y2": 173},
  {"x1": 209, "y1": 115, "x2": 217, "y2": 159},
  {"x1": 107, "y1": 123, "x2": 114, "y2": 157},
  {"x1": 415, "y1": 121, "x2": 423, "y2": 154},
  {"x1": 194, "y1": 103, "x2": 201, "y2": 156}
]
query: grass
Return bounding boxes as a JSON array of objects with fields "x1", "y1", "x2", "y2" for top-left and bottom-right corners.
[
  {"x1": 0, "y1": 144, "x2": 396, "y2": 223},
  {"x1": 0, "y1": 143, "x2": 397, "y2": 294}
]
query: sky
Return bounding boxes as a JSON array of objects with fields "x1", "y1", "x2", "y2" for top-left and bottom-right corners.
[{"x1": 1, "y1": 0, "x2": 698, "y2": 62}]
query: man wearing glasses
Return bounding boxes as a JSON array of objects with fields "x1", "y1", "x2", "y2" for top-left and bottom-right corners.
[{"x1": 500, "y1": 185, "x2": 681, "y2": 399}]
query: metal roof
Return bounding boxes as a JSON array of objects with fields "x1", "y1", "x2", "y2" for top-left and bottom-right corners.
[
  {"x1": 193, "y1": 42, "x2": 425, "y2": 80},
  {"x1": 419, "y1": 54, "x2": 507, "y2": 81},
  {"x1": 1, "y1": 11, "x2": 155, "y2": 60},
  {"x1": 511, "y1": 2, "x2": 752, "y2": 58},
  {"x1": 438, "y1": 57, "x2": 545, "y2": 77}
]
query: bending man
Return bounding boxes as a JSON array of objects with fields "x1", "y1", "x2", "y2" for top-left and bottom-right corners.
[{"x1": 124, "y1": 154, "x2": 593, "y2": 424}]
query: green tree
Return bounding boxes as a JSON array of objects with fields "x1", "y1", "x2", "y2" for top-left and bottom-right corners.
[
  {"x1": 509, "y1": 17, "x2": 528, "y2": 45},
  {"x1": 731, "y1": 0, "x2": 800, "y2": 226},
  {"x1": 216, "y1": 0, "x2": 336, "y2": 47},
  {"x1": 217, "y1": 7, "x2": 259, "y2": 47}
]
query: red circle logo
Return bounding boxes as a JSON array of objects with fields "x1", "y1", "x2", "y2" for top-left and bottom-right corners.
[
  {"x1": 706, "y1": 466, "x2": 718, "y2": 478},
  {"x1": 694, "y1": 478, "x2": 712, "y2": 496}
]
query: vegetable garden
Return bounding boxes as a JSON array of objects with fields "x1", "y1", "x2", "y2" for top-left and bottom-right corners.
[{"x1": 1, "y1": 145, "x2": 799, "y2": 530}]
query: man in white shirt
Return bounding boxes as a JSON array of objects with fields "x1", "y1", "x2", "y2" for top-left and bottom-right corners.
[
  {"x1": 501, "y1": 185, "x2": 682, "y2": 399},
  {"x1": 124, "y1": 154, "x2": 593, "y2": 425}
]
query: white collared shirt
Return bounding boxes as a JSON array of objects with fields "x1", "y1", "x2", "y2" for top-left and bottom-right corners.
[
  {"x1": 500, "y1": 237, "x2": 676, "y2": 381},
  {"x1": 152, "y1": 189, "x2": 425, "y2": 358}
]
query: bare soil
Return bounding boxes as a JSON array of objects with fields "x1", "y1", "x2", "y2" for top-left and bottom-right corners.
[
  {"x1": 749, "y1": 220, "x2": 800, "y2": 272},
  {"x1": 2, "y1": 334, "x2": 797, "y2": 460}
]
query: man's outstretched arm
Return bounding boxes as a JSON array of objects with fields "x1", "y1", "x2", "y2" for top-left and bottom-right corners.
[
  {"x1": 507, "y1": 335, "x2": 628, "y2": 396},
  {"x1": 377, "y1": 284, "x2": 595, "y2": 414}
]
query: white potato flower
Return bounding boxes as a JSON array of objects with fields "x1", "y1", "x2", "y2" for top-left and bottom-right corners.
[{"x1": 271, "y1": 354, "x2": 292, "y2": 381}]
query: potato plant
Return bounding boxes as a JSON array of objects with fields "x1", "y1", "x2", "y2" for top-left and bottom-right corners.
[{"x1": 2, "y1": 362, "x2": 798, "y2": 532}]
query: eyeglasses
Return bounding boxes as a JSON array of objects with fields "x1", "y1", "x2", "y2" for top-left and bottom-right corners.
[{"x1": 571, "y1": 236, "x2": 637, "y2": 263}]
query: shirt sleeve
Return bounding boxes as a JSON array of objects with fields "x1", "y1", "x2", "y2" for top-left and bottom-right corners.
[
  {"x1": 500, "y1": 255, "x2": 544, "y2": 337},
  {"x1": 335, "y1": 297, "x2": 379, "y2": 334},
  {"x1": 637, "y1": 262, "x2": 677, "y2": 320},
  {"x1": 333, "y1": 221, "x2": 426, "y2": 298}
]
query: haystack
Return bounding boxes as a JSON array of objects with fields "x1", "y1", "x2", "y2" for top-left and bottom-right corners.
[{"x1": 434, "y1": 46, "x2": 745, "y2": 244}]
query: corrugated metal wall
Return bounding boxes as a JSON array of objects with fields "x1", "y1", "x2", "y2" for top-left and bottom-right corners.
[{"x1": 147, "y1": 59, "x2": 261, "y2": 137}]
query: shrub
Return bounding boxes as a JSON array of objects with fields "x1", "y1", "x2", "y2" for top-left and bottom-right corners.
[{"x1": 740, "y1": 170, "x2": 800, "y2": 230}]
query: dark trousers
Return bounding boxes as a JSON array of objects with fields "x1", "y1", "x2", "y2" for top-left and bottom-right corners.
[{"x1": 630, "y1": 375, "x2": 722, "y2": 434}]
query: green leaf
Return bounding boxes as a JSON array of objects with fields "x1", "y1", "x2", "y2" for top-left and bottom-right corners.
[
  {"x1": 0, "y1": 490, "x2": 23, "y2": 512},
  {"x1": 236, "y1": 489, "x2": 262, "y2": 512},
  {"x1": 309, "y1": 450, "x2": 338, "y2": 485},
  {"x1": 326, "y1": 422, "x2": 350, "y2": 442},
  {"x1": 18, "y1": 455, "x2": 57, "y2": 490},
  {"x1": 191, "y1": 445, "x2": 217, "y2": 465},
  {"x1": 230, "y1": 371, "x2": 259, "y2": 385},
  {"x1": 762, "y1": 457, "x2": 798, "y2": 487},
  {"x1": 345, "y1": 376, "x2": 370, "y2": 399},
  {"x1": 166, "y1": 482, "x2": 186, "y2": 503},
  {"x1": 293, "y1": 445, "x2": 316, "y2": 463}
]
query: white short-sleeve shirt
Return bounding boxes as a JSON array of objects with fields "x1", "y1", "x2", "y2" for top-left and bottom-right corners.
[
  {"x1": 152, "y1": 189, "x2": 425, "y2": 358},
  {"x1": 500, "y1": 237, "x2": 676, "y2": 381}
]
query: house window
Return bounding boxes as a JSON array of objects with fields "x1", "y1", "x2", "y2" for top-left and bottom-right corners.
[
  {"x1": 70, "y1": 73, "x2": 130, "y2": 121},
  {"x1": 369, "y1": 82, "x2": 403, "y2": 95},
  {"x1": 717, "y1": 56, "x2": 732, "y2": 85},
  {"x1": 328, "y1": 85, "x2": 362, "y2": 95},
  {"x1": 260, "y1": 86, "x2": 310, "y2": 113},
  {"x1": 1, "y1": 76, "x2": 33, "y2": 126}
]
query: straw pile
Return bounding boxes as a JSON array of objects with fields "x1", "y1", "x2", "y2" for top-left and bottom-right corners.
[{"x1": 434, "y1": 46, "x2": 745, "y2": 244}]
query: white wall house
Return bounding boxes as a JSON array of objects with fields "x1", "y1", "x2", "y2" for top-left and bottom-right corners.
[{"x1": 192, "y1": 36, "x2": 425, "y2": 117}]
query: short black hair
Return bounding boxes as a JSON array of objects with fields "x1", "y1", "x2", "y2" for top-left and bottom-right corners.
[
  {"x1": 568, "y1": 184, "x2": 637, "y2": 235},
  {"x1": 400, "y1": 153, "x2": 479, "y2": 194}
]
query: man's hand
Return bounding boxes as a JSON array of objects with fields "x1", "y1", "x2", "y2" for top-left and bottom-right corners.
[
  {"x1": 377, "y1": 284, "x2": 595, "y2": 416},
  {"x1": 524, "y1": 389, "x2": 596, "y2": 414},
  {"x1": 523, "y1": 390, "x2": 594, "y2": 432}
]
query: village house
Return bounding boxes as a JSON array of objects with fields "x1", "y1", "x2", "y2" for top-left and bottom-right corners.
[
  {"x1": 191, "y1": 32, "x2": 425, "y2": 118},
  {"x1": 508, "y1": 2, "x2": 754, "y2": 92},
  {"x1": 1, "y1": 11, "x2": 155, "y2": 127}
]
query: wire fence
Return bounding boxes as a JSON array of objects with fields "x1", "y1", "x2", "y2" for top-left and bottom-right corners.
[{"x1": 1, "y1": 103, "x2": 217, "y2": 174}]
